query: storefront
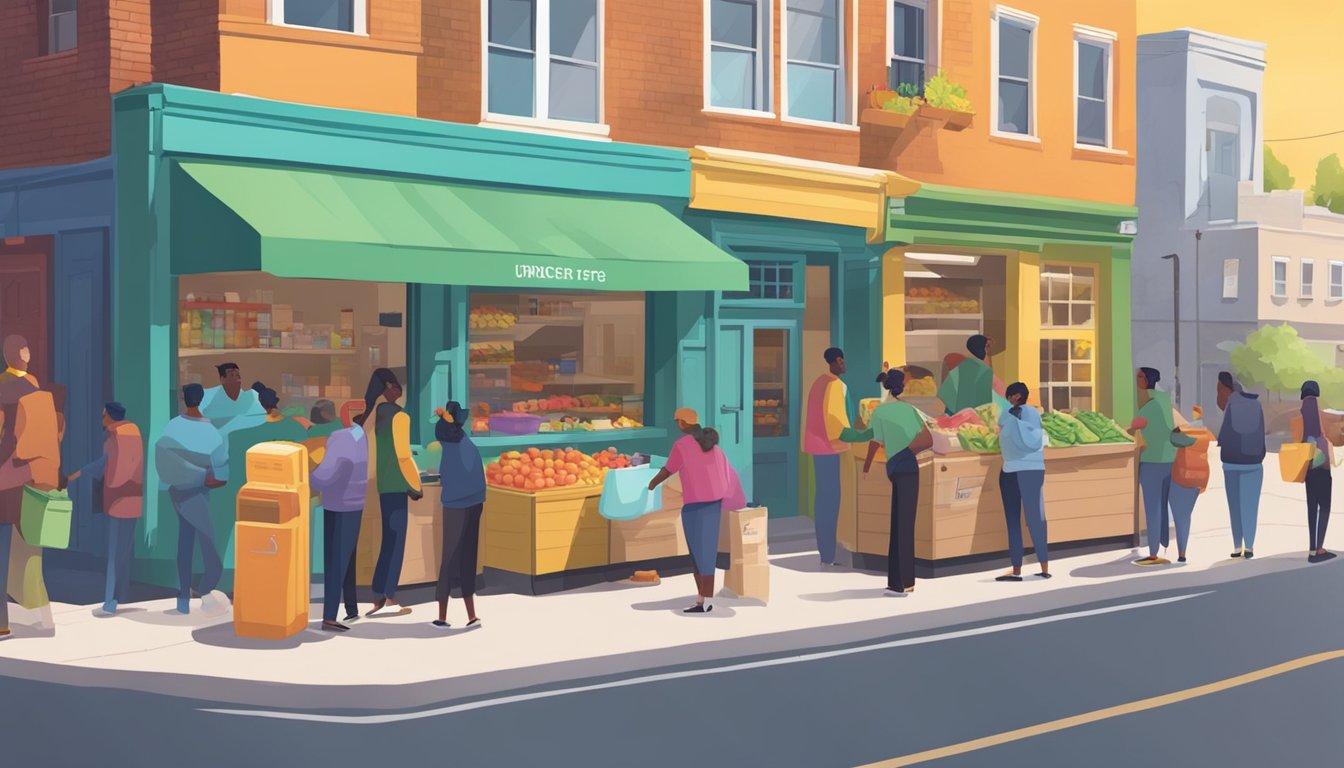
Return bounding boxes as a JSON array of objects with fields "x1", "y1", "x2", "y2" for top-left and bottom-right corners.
[
  {"x1": 839, "y1": 183, "x2": 1141, "y2": 573},
  {"x1": 112, "y1": 85, "x2": 747, "y2": 586}
]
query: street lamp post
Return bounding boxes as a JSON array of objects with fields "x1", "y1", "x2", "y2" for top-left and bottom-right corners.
[{"x1": 1162, "y1": 253, "x2": 1181, "y2": 412}]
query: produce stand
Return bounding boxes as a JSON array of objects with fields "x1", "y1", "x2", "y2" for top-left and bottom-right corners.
[{"x1": 844, "y1": 441, "x2": 1138, "y2": 577}]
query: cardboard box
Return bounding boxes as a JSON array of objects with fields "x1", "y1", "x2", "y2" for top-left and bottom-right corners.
[
  {"x1": 271, "y1": 305, "x2": 294, "y2": 332},
  {"x1": 719, "y1": 506, "x2": 768, "y2": 563},
  {"x1": 234, "y1": 518, "x2": 307, "y2": 639},
  {"x1": 610, "y1": 508, "x2": 688, "y2": 563},
  {"x1": 236, "y1": 483, "x2": 308, "y2": 525},
  {"x1": 724, "y1": 562, "x2": 769, "y2": 603},
  {"x1": 245, "y1": 442, "x2": 308, "y2": 487}
]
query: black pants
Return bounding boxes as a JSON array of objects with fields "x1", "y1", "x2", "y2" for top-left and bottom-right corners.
[
  {"x1": 1306, "y1": 466, "x2": 1332, "y2": 551},
  {"x1": 887, "y1": 471, "x2": 920, "y2": 590},
  {"x1": 436, "y1": 504, "x2": 484, "y2": 601}
]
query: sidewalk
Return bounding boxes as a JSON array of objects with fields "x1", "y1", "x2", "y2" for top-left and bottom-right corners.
[{"x1": 0, "y1": 454, "x2": 1338, "y2": 711}]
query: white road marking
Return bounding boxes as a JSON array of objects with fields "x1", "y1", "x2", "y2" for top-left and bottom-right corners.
[{"x1": 202, "y1": 591, "x2": 1210, "y2": 725}]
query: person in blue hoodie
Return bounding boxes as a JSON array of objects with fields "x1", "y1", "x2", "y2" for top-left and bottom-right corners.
[
  {"x1": 995, "y1": 382, "x2": 1050, "y2": 581},
  {"x1": 432, "y1": 402, "x2": 486, "y2": 629},
  {"x1": 1217, "y1": 371, "x2": 1266, "y2": 559}
]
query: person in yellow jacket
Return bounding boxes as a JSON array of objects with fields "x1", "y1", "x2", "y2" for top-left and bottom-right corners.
[{"x1": 357, "y1": 369, "x2": 422, "y2": 616}]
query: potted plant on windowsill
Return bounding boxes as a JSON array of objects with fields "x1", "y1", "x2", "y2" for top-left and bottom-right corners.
[
  {"x1": 916, "y1": 72, "x2": 974, "y2": 131},
  {"x1": 862, "y1": 83, "x2": 924, "y2": 130}
]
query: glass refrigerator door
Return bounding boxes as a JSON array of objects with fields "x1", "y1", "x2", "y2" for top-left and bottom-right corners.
[{"x1": 753, "y1": 329, "x2": 789, "y2": 438}]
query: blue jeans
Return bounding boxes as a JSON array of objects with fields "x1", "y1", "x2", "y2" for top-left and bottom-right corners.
[
  {"x1": 681, "y1": 500, "x2": 723, "y2": 577},
  {"x1": 1224, "y1": 464, "x2": 1264, "y2": 550},
  {"x1": 104, "y1": 517, "x2": 138, "y2": 613},
  {"x1": 372, "y1": 492, "x2": 409, "y2": 599},
  {"x1": 999, "y1": 470, "x2": 1048, "y2": 568},
  {"x1": 1169, "y1": 483, "x2": 1200, "y2": 555},
  {"x1": 812, "y1": 454, "x2": 841, "y2": 564},
  {"x1": 0, "y1": 522, "x2": 11, "y2": 630},
  {"x1": 171, "y1": 486, "x2": 222, "y2": 603},
  {"x1": 1139, "y1": 463, "x2": 1173, "y2": 557},
  {"x1": 323, "y1": 509, "x2": 362, "y2": 622}
]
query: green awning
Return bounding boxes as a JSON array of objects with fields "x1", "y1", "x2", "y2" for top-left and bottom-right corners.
[{"x1": 170, "y1": 161, "x2": 746, "y2": 292}]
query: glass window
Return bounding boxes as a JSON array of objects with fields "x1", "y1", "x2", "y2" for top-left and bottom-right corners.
[
  {"x1": 710, "y1": 0, "x2": 769, "y2": 111},
  {"x1": 889, "y1": 1, "x2": 927, "y2": 93},
  {"x1": 724, "y1": 260, "x2": 797, "y2": 301},
  {"x1": 1330, "y1": 262, "x2": 1344, "y2": 300},
  {"x1": 177, "y1": 274, "x2": 407, "y2": 416},
  {"x1": 753, "y1": 329, "x2": 790, "y2": 437},
  {"x1": 281, "y1": 0, "x2": 355, "y2": 33},
  {"x1": 468, "y1": 293, "x2": 645, "y2": 435},
  {"x1": 487, "y1": 0, "x2": 601, "y2": 124},
  {"x1": 1302, "y1": 258, "x2": 1314, "y2": 298},
  {"x1": 1076, "y1": 37, "x2": 1109, "y2": 146},
  {"x1": 997, "y1": 16, "x2": 1033, "y2": 135},
  {"x1": 48, "y1": 0, "x2": 77, "y2": 54},
  {"x1": 1039, "y1": 265, "x2": 1096, "y2": 329},
  {"x1": 1273, "y1": 258, "x2": 1288, "y2": 297},
  {"x1": 786, "y1": 0, "x2": 846, "y2": 123},
  {"x1": 1223, "y1": 258, "x2": 1239, "y2": 299},
  {"x1": 1039, "y1": 338, "x2": 1094, "y2": 412}
]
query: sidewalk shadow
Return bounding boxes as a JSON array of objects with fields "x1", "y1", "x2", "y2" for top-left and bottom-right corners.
[
  {"x1": 769, "y1": 554, "x2": 838, "y2": 574},
  {"x1": 345, "y1": 621, "x2": 481, "y2": 640},
  {"x1": 1069, "y1": 554, "x2": 1180, "y2": 579},
  {"x1": 630, "y1": 596, "x2": 737, "y2": 618},
  {"x1": 798, "y1": 588, "x2": 891, "y2": 603},
  {"x1": 121, "y1": 608, "x2": 226, "y2": 629},
  {"x1": 191, "y1": 622, "x2": 336, "y2": 650}
]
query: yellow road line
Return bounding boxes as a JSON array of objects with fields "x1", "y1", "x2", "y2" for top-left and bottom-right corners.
[{"x1": 860, "y1": 650, "x2": 1344, "y2": 767}]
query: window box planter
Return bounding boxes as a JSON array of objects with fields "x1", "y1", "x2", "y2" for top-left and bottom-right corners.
[
  {"x1": 916, "y1": 105, "x2": 974, "y2": 132},
  {"x1": 861, "y1": 108, "x2": 915, "y2": 130},
  {"x1": 867, "y1": 89, "x2": 901, "y2": 109}
]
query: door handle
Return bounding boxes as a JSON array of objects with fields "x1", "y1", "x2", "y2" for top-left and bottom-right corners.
[{"x1": 721, "y1": 405, "x2": 743, "y2": 414}]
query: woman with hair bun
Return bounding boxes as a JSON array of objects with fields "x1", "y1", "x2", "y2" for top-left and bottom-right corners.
[
  {"x1": 431, "y1": 402, "x2": 487, "y2": 629},
  {"x1": 863, "y1": 369, "x2": 933, "y2": 595}
]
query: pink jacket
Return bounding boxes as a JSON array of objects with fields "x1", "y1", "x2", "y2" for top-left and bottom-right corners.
[{"x1": 102, "y1": 422, "x2": 145, "y2": 519}]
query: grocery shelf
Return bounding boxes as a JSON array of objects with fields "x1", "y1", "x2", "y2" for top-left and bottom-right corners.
[
  {"x1": 905, "y1": 314, "x2": 983, "y2": 321},
  {"x1": 178, "y1": 348, "x2": 355, "y2": 357}
]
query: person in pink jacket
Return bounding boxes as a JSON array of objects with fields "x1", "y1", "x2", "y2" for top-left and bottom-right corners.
[
  {"x1": 64, "y1": 402, "x2": 144, "y2": 616},
  {"x1": 649, "y1": 408, "x2": 745, "y2": 614}
]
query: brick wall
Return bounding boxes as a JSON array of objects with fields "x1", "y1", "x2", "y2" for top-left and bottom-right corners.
[
  {"x1": 419, "y1": 0, "x2": 481, "y2": 124},
  {"x1": 152, "y1": 0, "x2": 220, "y2": 91}
]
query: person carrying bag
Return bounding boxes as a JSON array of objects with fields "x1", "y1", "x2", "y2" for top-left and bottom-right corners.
[
  {"x1": 1291, "y1": 382, "x2": 1337, "y2": 561},
  {"x1": 1167, "y1": 406, "x2": 1213, "y2": 563}
]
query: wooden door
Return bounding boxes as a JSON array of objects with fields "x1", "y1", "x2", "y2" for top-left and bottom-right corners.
[{"x1": 0, "y1": 238, "x2": 53, "y2": 383}]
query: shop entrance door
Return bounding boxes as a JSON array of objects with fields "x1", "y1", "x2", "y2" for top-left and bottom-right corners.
[
  {"x1": 0, "y1": 240, "x2": 53, "y2": 383},
  {"x1": 751, "y1": 326, "x2": 797, "y2": 518},
  {"x1": 715, "y1": 323, "x2": 752, "y2": 497}
]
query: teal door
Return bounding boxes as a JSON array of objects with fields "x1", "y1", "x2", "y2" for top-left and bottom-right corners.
[
  {"x1": 750, "y1": 326, "x2": 799, "y2": 518},
  {"x1": 715, "y1": 324, "x2": 752, "y2": 495}
]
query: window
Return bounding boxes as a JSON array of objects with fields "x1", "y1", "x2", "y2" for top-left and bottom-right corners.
[
  {"x1": 1039, "y1": 265, "x2": 1096, "y2": 412},
  {"x1": 47, "y1": 0, "x2": 77, "y2": 54},
  {"x1": 785, "y1": 0, "x2": 847, "y2": 124},
  {"x1": 270, "y1": 0, "x2": 362, "y2": 34},
  {"x1": 993, "y1": 8, "x2": 1036, "y2": 136},
  {"x1": 1330, "y1": 261, "x2": 1343, "y2": 300},
  {"x1": 1223, "y1": 258, "x2": 1239, "y2": 300},
  {"x1": 1301, "y1": 258, "x2": 1315, "y2": 299},
  {"x1": 709, "y1": 0, "x2": 770, "y2": 112},
  {"x1": 487, "y1": 0, "x2": 602, "y2": 125},
  {"x1": 725, "y1": 260, "x2": 797, "y2": 301},
  {"x1": 1272, "y1": 257, "x2": 1289, "y2": 298},
  {"x1": 889, "y1": 1, "x2": 929, "y2": 93},
  {"x1": 1074, "y1": 30, "x2": 1113, "y2": 147},
  {"x1": 468, "y1": 292, "x2": 645, "y2": 436}
]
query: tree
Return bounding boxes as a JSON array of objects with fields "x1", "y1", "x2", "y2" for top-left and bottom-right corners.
[
  {"x1": 1263, "y1": 145, "x2": 1295, "y2": 191},
  {"x1": 1230, "y1": 323, "x2": 1344, "y2": 409},
  {"x1": 1310, "y1": 153, "x2": 1344, "y2": 214}
]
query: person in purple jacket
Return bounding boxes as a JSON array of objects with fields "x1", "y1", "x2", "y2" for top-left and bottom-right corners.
[{"x1": 311, "y1": 419, "x2": 369, "y2": 632}]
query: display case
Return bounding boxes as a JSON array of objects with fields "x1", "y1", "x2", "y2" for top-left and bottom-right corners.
[{"x1": 752, "y1": 329, "x2": 789, "y2": 437}]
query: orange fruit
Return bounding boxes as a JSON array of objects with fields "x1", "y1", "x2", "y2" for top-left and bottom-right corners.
[
  {"x1": 524, "y1": 479, "x2": 535, "y2": 491},
  {"x1": 545, "y1": 478, "x2": 556, "y2": 488},
  {"x1": 526, "y1": 448, "x2": 540, "y2": 458},
  {"x1": 512, "y1": 475, "x2": 525, "y2": 488},
  {"x1": 544, "y1": 467, "x2": 556, "y2": 478},
  {"x1": 533, "y1": 458, "x2": 545, "y2": 468},
  {"x1": 565, "y1": 473, "x2": 578, "y2": 485}
]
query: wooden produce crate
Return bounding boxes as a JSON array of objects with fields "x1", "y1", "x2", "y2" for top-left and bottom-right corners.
[
  {"x1": 854, "y1": 451, "x2": 933, "y2": 558},
  {"x1": 1042, "y1": 443, "x2": 1139, "y2": 542},
  {"x1": 484, "y1": 484, "x2": 609, "y2": 576},
  {"x1": 609, "y1": 507, "x2": 688, "y2": 563}
]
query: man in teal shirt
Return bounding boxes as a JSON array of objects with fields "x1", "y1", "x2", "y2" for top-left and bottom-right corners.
[{"x1": 938, "y1": 335, "x2": 1008, "y2": 415}]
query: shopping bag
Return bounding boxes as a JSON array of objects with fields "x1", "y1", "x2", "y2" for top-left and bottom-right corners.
[
  {"x1": 1278, "y1": 443, "x2": 1314, "y2": 484},
  {"x1": 599, "y1": 466, "x2": 662, "y2": 521},
  {"x1": 20, "y1": 485, "x2": 73, "y2": 550},
  {"x1": 1171, "y1": 427, "x2": 1213, "y2": 491}
]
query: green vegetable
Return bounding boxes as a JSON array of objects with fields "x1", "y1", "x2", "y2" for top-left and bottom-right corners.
[
  {"x1": 923, "y1": 71, "x2": 974, "y2": 113},
  {"x1": 1075, "y1": 411, "x2": 1134, "y2": 444},
  {"x1": 1053, "y1": 412, "x2": 1101, "y2": 444}
]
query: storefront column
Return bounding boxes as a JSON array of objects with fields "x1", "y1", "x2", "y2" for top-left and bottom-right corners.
[
  {"x1": 1108, "y1": 245, "x2": 1136, "y2": 423},
  {"x1": 1007, "y1": 251, "x2": 1042, "y2": 406},
  {"x1": 881, "y1": 247, "x2": 906, "y2": 368},
  {"x1": 408, "y1": 283, "x2": 453, "y2": 443}
]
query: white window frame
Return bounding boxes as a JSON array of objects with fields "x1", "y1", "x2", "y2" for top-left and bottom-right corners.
[
  {"x1": 1272, "y1": 257, "x2": 1289, "y2": 298},
  {"x1": 1301, "y1": 257, "x2": 1315, "y2": 299},
  {"x1": 887, "y1": 0, "x2": 936, "y2": 93},
  {"x1": 703, "y1": 0, "x2": 774, "y2": 118},
  {"x1": 479, "y1": 0, "x2": 611, "y2": 139},
  {"x1": 1073, "y1": 25, "x2": 1115, "y2": 150},
  {"x1": 1329, "y1": 260, "x2": 1344, "y2": 301},
  {"x1": 266, "y1": 0, "x2": 368, "y2": 36},
  {"x1": 990, "y1": 6, "x2": 1039, "y2": 142},
  {"x1": 781, "y1": 0, "x2": 858, "y2": 130},
  {"x1": 1222, "y1": 258, "x2": 1239, "y2": 300}
]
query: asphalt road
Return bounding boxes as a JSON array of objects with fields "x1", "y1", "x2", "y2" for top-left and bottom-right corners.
[{"x1": 2, "y1": 561, "x2": 1341, "y2": 768}]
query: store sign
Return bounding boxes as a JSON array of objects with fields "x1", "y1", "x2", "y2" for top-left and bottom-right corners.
[{"x1": 515, "y1": 264, "x2": 608, "y2": 285}]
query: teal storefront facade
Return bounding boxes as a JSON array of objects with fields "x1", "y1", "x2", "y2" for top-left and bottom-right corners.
[{"x1": 111, "y1": 85, "x2": 752, "y2": 582}]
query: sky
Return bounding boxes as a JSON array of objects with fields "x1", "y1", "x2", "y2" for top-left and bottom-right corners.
[{"x1": 1137, "y1": 0, "x2": 1344, "y2": 190}]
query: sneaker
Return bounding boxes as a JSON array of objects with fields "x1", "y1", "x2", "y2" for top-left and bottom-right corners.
[
  {"x1": 1034, "y1": 572, "x2": 1053, "y2": 580},
  {"x1": 995, "y1": 574, "x2": 1024, "y2": 582},
  {"x1": 466, "y1": 617, "x2": 482, "y2": 628},
  {"x1": 200, "y1": 590, "x2": 231, "y2": 617},
  {"x1": 1242, "y1": 550, "x2": 1255, "y2": 560},
  {"x1": 682, "y1": 604, "x2": 713, "y2": 614},
  {"x1": 1229, "y1": 550, "x2": 1243, "y2": 559},
  {"x1": 1178, "y1": 556, "x2": 1187, "y2": 563},
  {"x1": 343, "y1": 613, "x2": 361, "y2": 623},
  {"x1": 431, "y1": 620, "x2": 451, "y2": 629},
  {"x1": 1133, "y1": 556, "x2": 1165, "y2": 566},
  {"x1": 93, "y1": 606, "x2": 117, "y2": 618},
  {"x1": 321, "y1": 621, "x2": 350, "y2": 632}
]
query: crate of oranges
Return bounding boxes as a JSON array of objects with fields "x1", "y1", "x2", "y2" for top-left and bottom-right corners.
[{"x1": 485, "y1": 446, "x2": 633, "y2": 493}]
